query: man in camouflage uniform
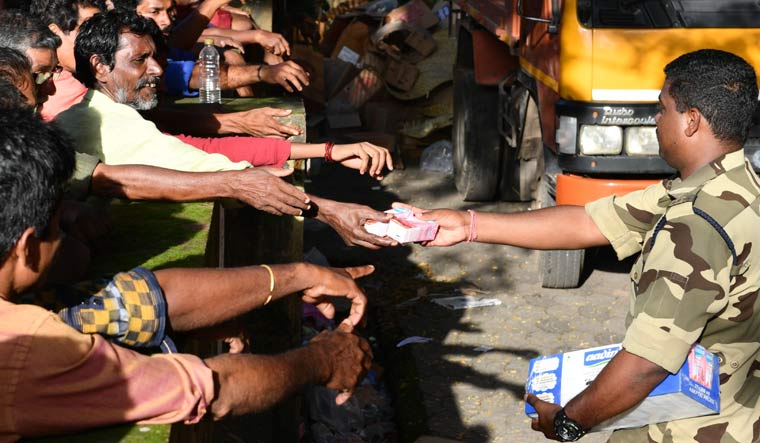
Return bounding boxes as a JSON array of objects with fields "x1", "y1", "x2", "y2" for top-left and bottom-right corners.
[{"x1": 395, "y1": 49, "x2": 760, "y2": 442}]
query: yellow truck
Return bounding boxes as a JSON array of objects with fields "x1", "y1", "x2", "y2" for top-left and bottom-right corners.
[{"x1": 452, "y1": 0, "x2": 760, "y2": 287}]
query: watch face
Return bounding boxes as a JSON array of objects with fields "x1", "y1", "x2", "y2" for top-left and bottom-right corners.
[{"x1": 554, "y1": 410, "x2": 585, "y2": 442}]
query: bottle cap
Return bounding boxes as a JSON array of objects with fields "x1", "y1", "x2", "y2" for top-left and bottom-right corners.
[{"x1": 203, "y1": 38, "x2": 214, "y2": 45}]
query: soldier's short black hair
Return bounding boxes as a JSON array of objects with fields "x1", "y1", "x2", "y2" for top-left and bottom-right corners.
[
  {"x1": 0, "y1": 108, "x2": 75, "y2": 260},
  {"x1": 665, "y1": 49, "x2": 758, "y2": 145}
]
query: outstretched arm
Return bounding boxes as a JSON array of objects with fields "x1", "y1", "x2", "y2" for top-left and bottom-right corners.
[
  {"x1": 205, "y1": 321, "x2": 372, "y2": 416},
  {"x1": 392, "y1": 203, "x2": 609, "y2": 249},
  {"x1": 91, "y1": 163, "x2": 310, "y2": 216},
  {"x1": 154, "y1": 263, "x2": 373, "y2": 331}
]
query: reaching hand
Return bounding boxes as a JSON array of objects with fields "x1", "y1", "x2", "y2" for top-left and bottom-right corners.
[
  {"x1": 331, "y1": 142, "x2": 394, "y2": 179},
  {"x1": 253, "y1": 30, "x2": 290, "y2": 56},
  {"x1": 232, "y1": 107, "x2": 303, "y2": 138},
  {"x1": 310, "y1": 320, "x2": 373, "y2": 405},
  {"x1": 301, "y1": 264, "x2": 374, "y2": 327},
  {"x1": 525, "y1": 393, "x2": 563, "y2": 441},
  {"x1": 208, "y1": 36, "x2": 245, "y2": 53},
  {"x1": 230, "y1": 167, "x2": 310, "y2": 215},
  {"x1": 316, "y1": 199, "x2": 397, "y2": 249},
  {"x1": 391, "y1": 202, "x2": 468, "y2": 246},
  {"x1": 260, "y1": 61, "x2": 310, "y2": 92}
]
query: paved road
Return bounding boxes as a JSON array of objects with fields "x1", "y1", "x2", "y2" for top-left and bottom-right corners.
[{"x1": 305, "y1": 162, "x2": 633, "y2": 443}]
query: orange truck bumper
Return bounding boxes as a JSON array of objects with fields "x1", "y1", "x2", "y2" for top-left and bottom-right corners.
[{"x1": 555, "y1": 174, "x2": 660, "y2": 206}]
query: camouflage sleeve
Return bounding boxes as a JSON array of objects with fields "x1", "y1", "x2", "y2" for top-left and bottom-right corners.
[
  {"x1": 622, "y1": 206, "x2": 733, "y2": 373},
  {"x1": 585, "y1": 182, "x2": 670, "y2": 260}
]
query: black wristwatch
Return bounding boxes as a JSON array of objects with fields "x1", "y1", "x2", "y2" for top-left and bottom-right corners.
[{"x1": 553, "y1": 408, "x2": 587, "y2": 442}]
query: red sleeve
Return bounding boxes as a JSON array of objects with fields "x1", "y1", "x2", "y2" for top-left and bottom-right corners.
[{"x1": 173, "y1": 134, "x2": 291, "y2": 167}]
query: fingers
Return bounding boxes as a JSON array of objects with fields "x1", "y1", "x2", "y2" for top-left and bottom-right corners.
[
  {"x1": 335, "y1": 390, "x2": 353, "y2": 405},
  {"x1": 337, "y1": 319, "x2": 354, "y2": 333},
  {"x1": 343, "y1": 264, "x2": 375, "y2": 279},
  {"x1": 264, "y1": 107, "x2": 292, "y2": 117},
  {"x1": 260, "y1": 166, "x2": 294, "y2": 177},
  {"x1": 391, "y1": 201, "x2": 425, "y2": 214}
]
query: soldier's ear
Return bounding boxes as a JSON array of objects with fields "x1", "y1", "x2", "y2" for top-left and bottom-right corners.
[{"x1": 684, "y1": 107, "x2": 701, "y2": 138}]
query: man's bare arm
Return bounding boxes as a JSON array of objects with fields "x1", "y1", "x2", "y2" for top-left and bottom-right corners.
[
  {"x1": 91, "y1": 163, "x2": 310, "y2": 215},
  {"x1": 168, "y1": 0, "x2": 230, "y2": 50},
  {"x1": 143, "y1": 106, "x2": 302, "y2": 138},
  {"x1": 205, "y1": 321, "x2": 371, "y2": 416},
  {"x1": 154, "y1": 263, "x2": 372, "y2": 331}
]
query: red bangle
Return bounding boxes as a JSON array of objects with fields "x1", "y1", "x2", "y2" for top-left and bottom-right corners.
[{"x1": 324, "y1": 142, "x2": 335, "y2": 163}]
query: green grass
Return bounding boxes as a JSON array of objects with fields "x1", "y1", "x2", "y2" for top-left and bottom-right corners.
[{"x1": 87, "y1": 201, "x2": 213, "y2": 277}]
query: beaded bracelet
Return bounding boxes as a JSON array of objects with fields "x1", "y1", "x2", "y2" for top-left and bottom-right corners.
[{"x1": 324, "y1": 142, "x2": 335, "y2": 163}]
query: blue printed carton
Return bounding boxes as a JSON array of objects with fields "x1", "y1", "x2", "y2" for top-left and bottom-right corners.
[{"x1": 525, "y1": 343, "x2": 720, "y2": 431}]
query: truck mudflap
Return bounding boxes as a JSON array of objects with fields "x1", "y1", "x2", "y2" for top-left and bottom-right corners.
[{"x1": 555, "y1": 174, "x2": 660, "y2": 206}]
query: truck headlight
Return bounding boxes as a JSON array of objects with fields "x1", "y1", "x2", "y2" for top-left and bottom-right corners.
[
  {"x1": 579, "y1": 125, "x2": 622, "y2": 155},
  {"x1": 624, "y1": 127, "x2": 659, "y2": 156},
  {"x1": 557, "y1": 116, "x2": 577, "y2": 154}
]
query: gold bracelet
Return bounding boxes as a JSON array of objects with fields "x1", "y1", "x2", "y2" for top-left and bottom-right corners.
[{"x1": 260, "y1": 264, "x2": 274, "y2": 305}]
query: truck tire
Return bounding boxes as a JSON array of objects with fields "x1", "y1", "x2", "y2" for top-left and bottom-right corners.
[
  {"x1": 537, "y1": 175, "x2": 585, "y2": 288},
  {"x1": 500, "y1": 87, "x2": 543, "y2": 202},
  {"x1": 453, "y1": 67, "x2": 501, "y2": 201}
]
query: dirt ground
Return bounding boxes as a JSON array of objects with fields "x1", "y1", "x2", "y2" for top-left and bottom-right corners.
[{"x1": 304, "y1": 160, "x2": 637, "y2": 443}]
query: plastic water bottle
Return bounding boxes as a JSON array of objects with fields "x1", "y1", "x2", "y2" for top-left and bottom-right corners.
[{"x1": 198, "y1": 38, "x2": 221, "y2": 103}]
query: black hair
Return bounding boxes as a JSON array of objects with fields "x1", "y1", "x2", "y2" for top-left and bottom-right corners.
[
  {"x1": 0, "y1": 9, "x2": 62, "y2": 53},
  {"x1": 0, "y1": 47, "x2": 33, "y2": 90},
  {"x1": 112, "y1": 0, "x2": 142, "y2": 13},
  {"x1": 31, "y1": 0, "x2": 106, "y2": 34},
  {"x1": 74, "y1": 8, "x2": 163, "y2": 87},
  {"x1": 665, "y1": 49, "x2": 759, "y2": 145},
  {"x1": 0, "y1": 108, "x2": 75, "y2": 260},
  {"x1": 0, "y1": 78, "x2": 29, "y2": 110}
]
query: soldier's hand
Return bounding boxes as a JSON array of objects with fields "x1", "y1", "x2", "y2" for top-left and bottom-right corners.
[
  {"x1": 526, "y1": 393, "x2": 563, "y2": 441},
  {"x1": 391, "y1": 202, "x2": 468, "y2": 246}
]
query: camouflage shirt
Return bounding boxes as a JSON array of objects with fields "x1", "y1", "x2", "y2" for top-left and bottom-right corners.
[{"x1": 586, "y1": 149, "x2": 760, "y2": 443}]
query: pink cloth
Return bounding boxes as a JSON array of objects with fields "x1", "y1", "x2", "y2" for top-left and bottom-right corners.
[
  {"x1": 0, "y1": 298, "x2": 215, "y2": 442},
  {"x1": 41, "y1": 71, "x2": 292, "y2": 168},
  {"x1": 38, "y1": 70, "x2": 87, "y2": 122}
]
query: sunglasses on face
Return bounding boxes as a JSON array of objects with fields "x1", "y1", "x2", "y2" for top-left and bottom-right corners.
[{"x1": 33, "y1": 66, "x2": 63, "y2": 85}]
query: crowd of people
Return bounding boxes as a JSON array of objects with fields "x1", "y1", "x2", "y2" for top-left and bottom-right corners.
[{"x1": 0, "y1": 0, "x2": 759, "y2": 441}]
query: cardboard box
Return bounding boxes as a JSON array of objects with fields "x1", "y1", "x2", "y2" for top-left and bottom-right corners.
[
  {"x1": 384, "y1": 59, "x2": 419, "y2": 91},
  {"x1": 385, "y1": 0, "x2": 439, "y2": 29},
  {"x1": 525, "y1": 343, "x2": 720, "y2": 431}
]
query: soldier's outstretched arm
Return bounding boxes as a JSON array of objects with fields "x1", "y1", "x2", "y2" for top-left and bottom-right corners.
[{"x1": 392, "y1": 203, "x2": 609, "y2": 249}]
